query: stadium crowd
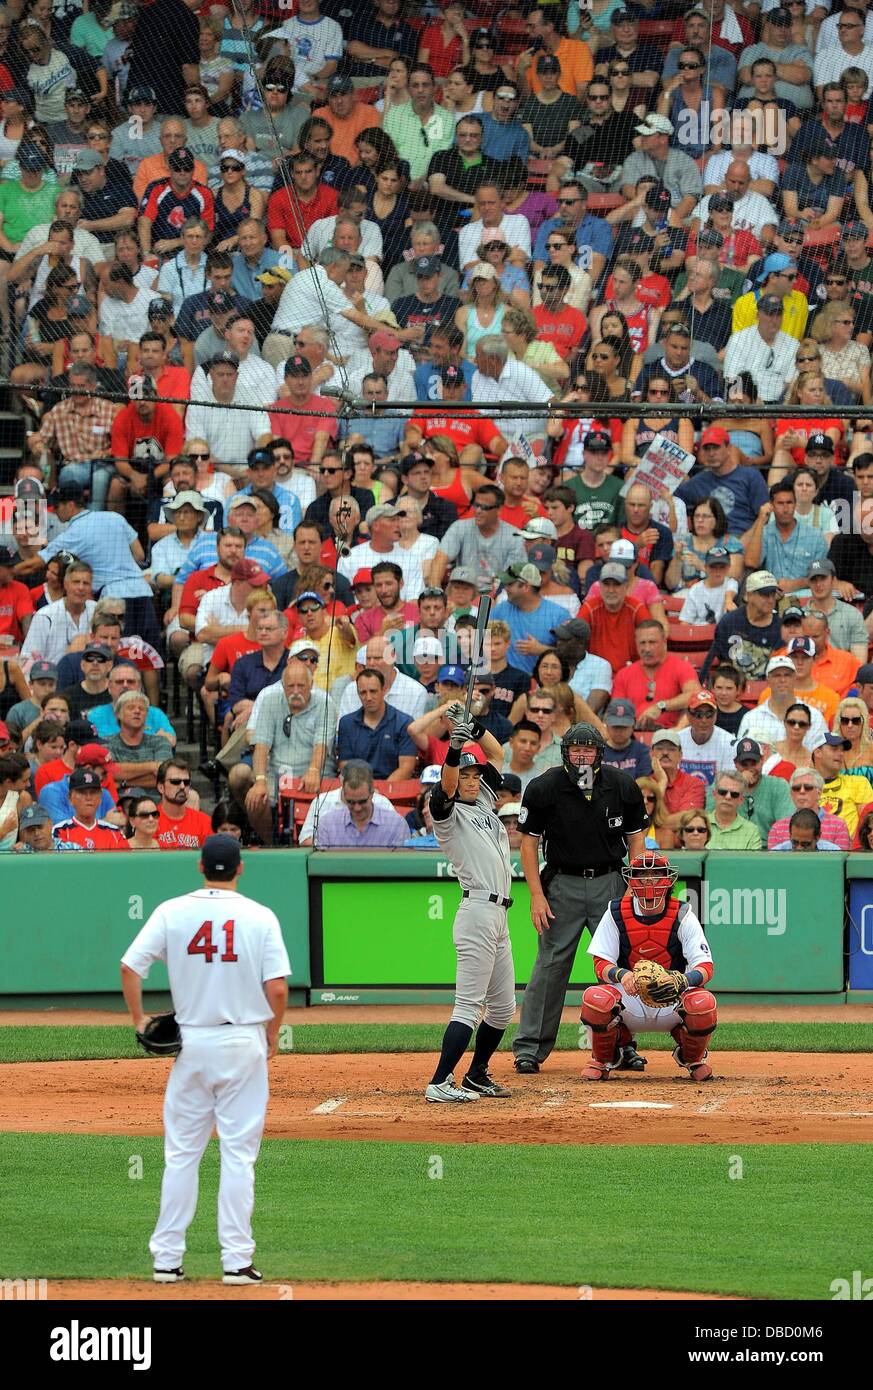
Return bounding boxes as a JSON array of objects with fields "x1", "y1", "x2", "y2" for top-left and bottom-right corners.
[{"x1": 4, "y1": 0, "x2": 873, "y2": 853}]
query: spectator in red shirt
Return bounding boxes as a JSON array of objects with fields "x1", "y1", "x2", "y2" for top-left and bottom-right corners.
[
  {"x1": 578, "y1": 563, "x2": 652, "y2": 673},
  {"x1": 533, "y1": 264, "x2": 587, "y2": 364},
  {"x1": 650, "y1": 729, "x2": 706, "y2": 825},
  {"x1": 155, "y1": 755, "x2": 213, "y2": 848},
  {"x1": 33, "y1": 718, "x2": 97, "y2": 797},
  {"x1": 52, "y1": 767, "x2": 131, "y2": 851},
  {"x1": 171, "y1": 526, "x2": 247, "y2": 675},
  {"x1": 0, "y1": 544, "x2": 34, "y2": 646},
  {"x1": 405, "y1": 364, "x2": 508, "y2": 467},
  {"x1": 267, "y1": 151, "x2": 339, "y2": 253},
  {"x1": 354, "y1": 560, "x2": 418, "y2": 644},
  {"x1": 267, "y1": 355, "x2": 338, "y2": 464},
  {"x1": 498, "y1": 456, "x2": 547, "y2": 530},
  {"x1": 612, "y1": 618, "x2": 701, "y2": 730},
  {"x1": 133, "y1": 332, "x2": 191, "y2": 417},
  {"x1": 109, "y1": 379, "x2": 185, "y2": 508}
]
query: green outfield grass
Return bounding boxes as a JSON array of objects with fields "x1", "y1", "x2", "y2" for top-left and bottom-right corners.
[
  {"x1": 0, "y1": 1021, "x2": 870, "y2": 1064},
  {"x1": 0, "y1": 1134, "x2": 868, "y2": 1299}
]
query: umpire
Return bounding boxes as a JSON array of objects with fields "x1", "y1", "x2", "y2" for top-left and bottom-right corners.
[{"x1": 512, "y1": 723, "x2": 647, "y2": 1073}]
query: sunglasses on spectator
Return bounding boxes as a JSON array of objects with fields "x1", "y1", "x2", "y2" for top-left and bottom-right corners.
[
  {"x1": 557, "y1": 197, "x2": 581, "y2": 205},
  {"x1": 264, "y1": 83, "x2": 286, "y2": 92},
  {"x1": 678, "y1": 61, "x2": 701, "y2": 70},
  {"x1": 296, "y1": 652, "x2": 319, "y2": 663},
  {"x1": 135, "y1": 810, "x2": 159, "y2": 819},
  {"x1": 716, "y1": 788, "x2": 742, "y2": 799},
  {"x1": 529, "y1": 705, "x2": 555, "y2": 714},
  {"x1": 188, "y1": 451, "x2": 210, "y2": 461},
  {"x1": 793, "y1": 782, "x2": 818, "y2": 791},
  {"x1": 472, "y1": 501, "x2": 499, "y2": 510},
  {"x1": 166, "y1": 776, "x2": 191, "y2": 786},
  {"x1": 648, "y1": 386, "x2": 670, "y2": 395},
  {"x1": 785, "y1": 718, "x2": 810, "y2": 728},
  {"x1": 319, "y1": 466, "x2": 343, "y2": 474},
  {"x1": 690, "y1": 708, "x2": 715, "y2": 718},
  {"x1": 297, "y1": 605, "x2": 321, "y2": 615},
  {"x1": 841, "y1": 716, "x2": 863, "y2": 725},
  {"x1": 684, "y1": 824, "x2": 708, "y2": 833},
  {"x1": 610, "y1": 67, "x2": 630, "y2": 76},
  {"x1": 82, "y1": 654, "x2": 109, "y2": 663},
  {"x1": 221, "y1": 162, "x2": 245, "y2": 172},
  {"x1": 546, "y1": 240, "x2": 566, "y2": 249},
  {"x1": 420, "y1": 586, "x2": 445, "y2": 598}
]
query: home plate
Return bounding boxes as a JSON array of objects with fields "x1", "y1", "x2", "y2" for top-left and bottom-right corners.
[{"x1": 589, "y1": 1101, "x2": 674, "y2": 1110}]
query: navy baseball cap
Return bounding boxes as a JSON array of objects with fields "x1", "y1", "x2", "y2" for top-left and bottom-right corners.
[
  {"x1": 787, "y1": 636, "x2": 816, "y2": 658},
  {"x1": 29, "y1": 660, "x2": 58, "y2": 680},
  {"x1": 813, "y1": 731, "x2": 851, "y2": 751},
  {"x1": 283, "y1": 354, "x2": 311, "y2": 377},
  {"x1": 709, "y1": 193, "x2": 733, "y2": 212},
  {"x1": 0, "y1": 544, "x2": 16, "y2": 565},
  {"x1": 605, "y1": 698, "x2": 635, "y2": 727},
  {"x1": 415, "y1": 254, "x2": 441, "y2": 276},
  {"x1": 201, "y1": 833, "x2": 241, "y2": 876},
  {"x1": 706, "y1": 545, "x2": 730, "y2": 565},
  {"x1": 584, "y1": 429, "x2": 611, "y2": 452},
  {"x1": 328, "y1": 74, "x2": 354, "y2": 95},
  {"x1": 206, "y1": 289, "x2": 234, "y2": 314},
  {"x1": 19, "y1": 803, "x2": 51, "y2": 828},
  {"x1": 806, "y1": 432, "x2": 834, "y2": 454},
  {"x1": 168, "y1": 146, "x2": 195, "y2": 172},
  {"x1": 69, "y1": 767, "x2": 101, "y2": 792},
  {"x1": 644, "y1": 183, "x2": 672, "y2": 213},
  {"x1": 734, "y1": 738, "x2": 762, "y2": 763},
  {"x1": 437, "y1": 664, "x2": 466, "y2": 686},
  {"x1": 127, "y1": 85, "x2": 156, "y2": 105},
  {"x1": 441, "y1": 364, "x2": 464, "y2": 387}
]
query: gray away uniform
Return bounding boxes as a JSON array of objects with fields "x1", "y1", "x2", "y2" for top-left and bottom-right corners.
[{"x1": 431, "y1": 784, "x2": 517, "y2": 1031}]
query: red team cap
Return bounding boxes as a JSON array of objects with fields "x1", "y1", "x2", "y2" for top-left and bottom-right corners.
[{"x1": 700, "y1": 427, "x2": 730, "y2": 447}]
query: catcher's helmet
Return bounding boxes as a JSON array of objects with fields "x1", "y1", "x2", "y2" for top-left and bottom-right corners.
[
  {"x1": 561, "y1": 721, "x2": 604, "y2": 788},
  {"x1": 622, "y1": 852, "x2": 678, "y2": 912}
]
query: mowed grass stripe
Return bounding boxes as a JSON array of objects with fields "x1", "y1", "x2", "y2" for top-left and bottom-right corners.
[
  {"x1": 0, "y1": 1021, "x2": 870, "y2": 1063},
  {"x1": 0, "y1": 1133, "x2": 867, "y2": 1299}
]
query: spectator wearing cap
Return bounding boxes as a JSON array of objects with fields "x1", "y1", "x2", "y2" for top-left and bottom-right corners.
[
  {"x1": 58, "y1": 640, "x2": 115, "y2": 720},
  {"x1": 743, "y1": 478, "x2": 828, "y2": 594},
  {"x1": 266, "y1": 356, "x2": 339, "y2": 469},
  {"x1": 3, "y1": 660, "x2": 59, "y2": 738},
  {"x1": 760, "y1": 632, "x2": 839, "y2": 726},
  {"x1": 664, "y1": 10, "x2": 738, "y2": 94},
  {"x1": 767, "y1": 766, "x2": 853, "y2": 849},
  {"x1": 650, "y1": 728, "x2": 706, "y2": 825},
  {"x1": 396, "y1": 453, "x2": 458, "y2": 542},
  {"x1": 612, "y1": 618, "x2": 701, "y2": 732},
  {"x1": 70, "y1": 147, "x2": 137, "y2": 244},
  {"x1": 248, "y1": 264, "x2": 290, "y2": 346},
  {"x1": 125, "y1": 0, "x2": 201, "y2": 121},
  {"x1": 109, "y1": 86, "x2": 161, "y2": 177},
  {"x1": 716, "y1": 734, "x2": 795, "y2": 840},
  {"x1": 706, "y1": 769, "x2": 763, "y2": 850},
  {"x1": 338, "y1": 503, "x2": 414, "y2": 599},
  {"x1": 782, "y1": 138, "x2": 849, "y2": 236},
  {"x1": 803, "y1": 608, "x2": 861, "y2": 699},
  {"x1": 108, "y1": 381, "x2": 184, "y2": 504},
  {"x1": 812, "y1": 730, "x2": 873, "y2": 838},
  {"x1": 39, "y1": 741, "x2": 122, "y2": 826},
  {"x1": 677, "y1": 428, "x2": 770, "y2": 537},
  {"x1": 803, "y1": 560, "x2": 869, "y2": 661},
  {"x1": 146, "y1": 491, "x2": 208, "y2": 592},
  {"x1": 618, "y1": 114, "x2": 702, "y2": 224},
  {"x1": 392, "y1": 256, "x2": 461, "y2": 351},
  {"x1": 703, "y1": 569, "x2": 784, "y2": 682},
  {"x1": 731, "y1": 253, "x2": 809, "y2": 340},
  {"x1": 634, "y1": 321, "x2": 722, "y2": 404},
  {"x1": 138, "y1": 144, "x2": 214, "y2": 262},
  {"x1": 594, "y1": 9, "x2": 663, "y2": 87},
  {"x1": 46, "y1": 88, "x2": 92, "y2": 178},
  {"x1": 287, "y1": 585, "x2": 358, "y2": 692},
  {"x1": 13, "y1": 801, "x2": 68, "y2": 853},
  {"x1": 51, "y1": 766, "x2": 130, "y2": 850},
  {"x1": 517, "y1": 7, "x2": 594, "y2": 99},
  {"x1": 344, "y1": 328, "x2": 418, "y2": 402},
  {"x1": 132, "y1": 116, "x2": 209, "y2": 206},
  {"x1": 0, "y1": 542, "x2": 34, "y2": 646},
  {"x1": 189, "y1": 556, "x2": 271, "y2": 672},
  {"x1": 531, "y1": 180, "x2": 611, "y2": 284},
  {"x1": 429, "y1": 483, "x2": 526, "y2": 592},
  {"x1": 738, "y1": 7, "x2": 814, "y2": 108},
  {"x1": 173, "y1": 250, "x2": 250, "y2": 359},
  {"x1": 677, "y1": 690, "x2": 738, "y2": 786},
  {"x1": 560, "y1": 429, "x2": 622, "y2": 530},
  {"x1": 601, "y1": 697, "x2": 652, "y2": 779},
  {"x1": 226, "y1": 446, "x2": 302, "y2": 537},
  {"x1": 678, "y1": 545, "x2": 738, "y2": 625},
  {"x1": 519, "y1": 541, "x2": 578, "y2": 618},
  {"x1": 0, "y1": 142, "x2": 66, "y2": 353},
  {"x1": 578, "y1": 563, "x2": 652, "y2": 675},
  {"x1": 405, "y1": 368, "x2": 507, "y2": 469},
  {"x1": 310, "y1": 75, "x2": 379, "y2": 166},
  {"x1": 489, "y1": 561, "x2": 569, "y2": 676},
  {"x1": 184, "y1": 353, "x2": 273, "y2": 466},
  {"x1": 795, "y1": 435, "x2": 856, "y2": 523}
]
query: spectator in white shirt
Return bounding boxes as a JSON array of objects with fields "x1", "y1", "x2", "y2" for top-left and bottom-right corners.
[
  {"x1": 472, "y1": 334, "x2": 553, "y2": 452},
  {"x1": 723, "y1": 294, "x2": 799, "y2": 401},
  {"x1": 184, "y1": 351, "x2": 272, "y2": 463},
  {"x1": 344, "y1": 329, "x2": 417, "y2": 401},
  {"x1": 98, "y1": 260, "x2": 159, "y2": 367},
  {"x1": 458, "y1": 182, "x2": 532, "y2": 270},
  {"x1": 678, "y1": 546, "x2": 739, "y2": 624},
  {"x1": 270, "y1": 0, "x2": 344, "y2": 96},
  {"x1": 338, "y1": 503, "x2": 419, "y2": 598},
  {"x1": 190, "y1": 313, "x2": 275, "y2": 405},
  {"x1": 691, "y1": 161, "x2": 779, "y2": 240}
]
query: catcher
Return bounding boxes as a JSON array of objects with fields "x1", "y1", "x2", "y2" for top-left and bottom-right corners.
[{"x1": 581, "y1": 852, "x2": 717, "y2": 1082}]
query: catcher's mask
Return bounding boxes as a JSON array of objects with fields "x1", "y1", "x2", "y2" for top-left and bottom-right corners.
[
  {"x1": 561, "y1": 721, "x2": 604, "y2": 788},
  {"x1": 622, "y1": 852, "x2": 678, "y2": 913}
]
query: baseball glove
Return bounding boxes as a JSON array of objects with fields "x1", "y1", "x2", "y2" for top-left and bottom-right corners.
[
  {"x1": 633, "y1": 960, "x2": 689, "y2": 1008},
  {"x1": 136, "y1": 1012, "x2": 182, "y2": 1057}
]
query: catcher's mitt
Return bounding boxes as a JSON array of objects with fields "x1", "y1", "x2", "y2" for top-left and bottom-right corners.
[
  {"x1": 633, "y1": 960, "x2": 689, "y2": 1008},
  {"x1": 136, "y1": 1012, "x2": 182, "y2": 1057}
]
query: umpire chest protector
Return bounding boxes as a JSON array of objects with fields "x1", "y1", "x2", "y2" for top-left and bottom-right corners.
[{"x1": 611, "y1": 897, "x2": 686, "y2": 971}]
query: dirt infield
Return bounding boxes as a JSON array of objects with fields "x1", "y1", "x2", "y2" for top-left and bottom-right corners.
[
  {"x1": 44, "y1": 1279, "x2": 739, "y2": 1301},
  {"x1": 1, "y1": 1051, "x2": 871, "y2": 1146}
]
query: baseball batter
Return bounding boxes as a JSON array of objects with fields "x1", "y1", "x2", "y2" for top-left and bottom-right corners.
[
  {"x1": 581, "y1": 852, "x2": 717, "y2": 1082},
  {"x1": 121, "y1": 835, "x2": 290, "y2": 1284},
  {"x1": 425, "y1": 704, "x2": 516, "y2": 1103}
]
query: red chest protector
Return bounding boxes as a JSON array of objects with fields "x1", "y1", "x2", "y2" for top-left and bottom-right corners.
[{"x1": 613, "y1": 896, "x2": 684, "y2": 970}]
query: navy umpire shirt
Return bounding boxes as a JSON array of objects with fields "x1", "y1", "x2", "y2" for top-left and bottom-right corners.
[{"x1": 519, "y1": 764, "x2": 647, "y2": 872}]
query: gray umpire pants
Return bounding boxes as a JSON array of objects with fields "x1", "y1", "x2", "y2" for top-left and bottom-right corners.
[{"x1": 513, "y1": 869, "x2": 625, "y2": 1066}]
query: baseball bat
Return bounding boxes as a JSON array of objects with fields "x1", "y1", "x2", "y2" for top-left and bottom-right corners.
[{"x1": 462, "y1": 593, "x2": 492, "y2": 724}]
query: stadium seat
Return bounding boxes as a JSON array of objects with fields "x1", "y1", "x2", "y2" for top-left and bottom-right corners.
[
  {"x1": 638, "y1": 20, "x2": 676, "y2": 52},
  {"x1": 495, "y1": 18, "x2": 529, "y2": 55},
  {"x1": 663, "y1": 595, "x2": 685, "y2": 614},
  {"x1": 667, "y1": 622, "x2": 716, "y2": 650},
  {"x1": 740, "y1": 680, "x2": 768, "y2": 708},
  {"x1": 278, "y1": 776, "x2": 341, "y2": 842},
  {"x1": 586, "y1": 193, "x2": 624, "y2": 213}
]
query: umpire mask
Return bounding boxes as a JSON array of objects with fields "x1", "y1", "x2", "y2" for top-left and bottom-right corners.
[{"x1": 561, "y1": 722, "x2": 604, "y2": 793}]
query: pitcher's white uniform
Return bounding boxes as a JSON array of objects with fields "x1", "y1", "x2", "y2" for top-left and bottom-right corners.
[{"x1": 122, "y1": 886, "x2": 291, "y2": 1274}]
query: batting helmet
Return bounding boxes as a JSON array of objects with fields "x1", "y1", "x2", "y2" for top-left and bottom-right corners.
[
  {"x1": 561, "y1": 721, "x2": 604, "y2": 788},
  {"x1": 622, "y1": 852, "x2": 678, "y2": 912}
]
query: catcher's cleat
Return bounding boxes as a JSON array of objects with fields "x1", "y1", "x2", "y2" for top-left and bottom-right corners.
[
  {"x1": 582, "y1": 1060, "x2": 612, "y2": 1081},
  {"x1": 462, "y1": 1070, "x2": 511, "y2": 1098},
  {"x1": 617, "y1": 1042, "x2": 647, "y2": 1071}
]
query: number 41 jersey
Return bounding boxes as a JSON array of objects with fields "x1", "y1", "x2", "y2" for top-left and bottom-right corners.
[{"x1": 121, "y1": 888, "x2": 291, "y2": 1026}]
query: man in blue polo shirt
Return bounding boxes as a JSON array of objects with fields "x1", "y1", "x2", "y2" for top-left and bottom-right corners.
[
  {"x1": 336, "y1": 665, "x2": 418, "y2": 781},
  {"x1": 481, "y1": 83, "x2": 530, "y2": 164},
  {"x1": 491, "y1": 561, "x2": 569, "y2": 675},
  {"x1": 532, "y1": 178, "x2": 612, "y2": 281},
  {"x1": 676, "y1": 427, "x2": 769, "y2": 537}
]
